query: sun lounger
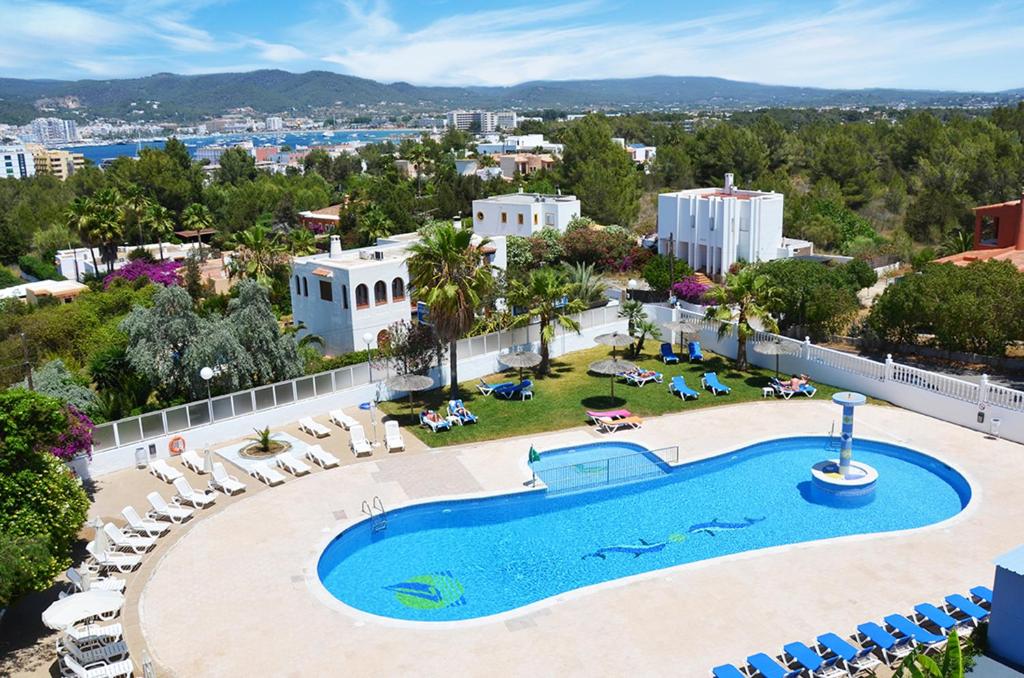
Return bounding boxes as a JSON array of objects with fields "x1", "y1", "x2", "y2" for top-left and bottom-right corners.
[
  {"x1": 660, "y1": 342, "x2": 680, "y2": 364},
  {"x1": 384, "y1": 420, "x2": 405, "y2": 452},
  {"x1": 702, "y1": 372, "x2": 732, "y2": 395},
  {"x1": 60, "y1": 622, "x2": 124, "y2": 651},
  {"x1": 478, "y1": 378, "x2": 514, "y2": 395},
  {"x1": 586, "y1": 409, "x2": 632, "y2": 424},
  {"x1": 304, "y1": 444, "x2": 340, "y2": 469},
  {"x1": 58, "y1": 635, "x2": 130, "y2": 669},
  {"x1": 172, "y1": 476, "x2": 217, "y2": 508},
  {"x1": 856, "y1": 622, "x2": 914, "y2": 663},
  {"x1": 944, "y1": 594, "x2": 989, "y2": 623},
  {"x1": 85, "y1": 542, "x2": 140, "y2": 574},
  {"x1": 329, "y1": 409, "x2": 358, "y2": 430},
  {"x1": 971, "y1": 585, "x2": 994, "y2": 607},
  {"x1": 120, "y1": 506, "x2": 169, "y2": 537},
  {"x1": 419, "y1": 411, "x2": 452, "y2": 432},
  {"x1": 798, "y1": 383, "x2": 817, "y2": 397},
  {"x1": 299, "y1": 417, "x2": 330, "y2": 438},
  {"x1": 495, "y1": 379, "x2": 533, "y2": 400},
  {"x1": 250, "y1": 461, "x2": 286, "y2": 486},
  {"x1": 914, "y1": 603, "x2": 974, "y2": 634},
  {"x1": 65, "y1": 568, "x2": 125, "y2": 595},
  {"x1": 275, "y1": 451, "x2": 312, "y2": 476},
  {"x1": 349, "y1": 424, "x2": 373, "y2": 456},
  {"x1": 783, "y1": 641, "x2": 845, "y2": 678},
  {"x1": 61, "y1": 653, "x2": 134, "y2": 678},
  {"x1": 670, "y1": 375, "x2": 700, "y2": 400},
  {"x1": 146, "y1": 491, "x2": 194, "y2": 524},
  {"x1": 884, "y1": 614, "x2": 947, "y2": 651},
  {"x1": 746, "y1": 652, "x2": 801, "y2": 678},
  {"x1": 102, "y1": 523, "x2": 155, "y2": 554},
  {"x1": 448, "y1": 399, "x2": 478, "y2": 424},
  {"x1": 208, "y1": 462, "x2": 247, "y2": 494},
  {"x1": 180, "y1": 449, "x2": 207, "y2": 474},
  {"x1": 688, "y1": 341, "x2": 704, "y2": 362},
  {"x1": 148, "y1": 458, "x2": 183, "y2": 483},
  {"x1": 770, "y1": 377, "x2": 797, "y2": 399},
  {"x1": 596, "y1": 415, "x2": 643, "y2": 433},
  {"x1": 621, "y1": 370, "x2": 663, "y2": 387},
  {"x1": 712, "y1": 664, "x2": 747, "y2": 678},
  {"x1": 816, "y1": 632, "x2": 881, "y2": 676}
]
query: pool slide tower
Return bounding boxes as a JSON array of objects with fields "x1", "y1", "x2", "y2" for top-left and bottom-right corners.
[{"x1": 810, "y1": 392, "x2": 878, "y2": 506}]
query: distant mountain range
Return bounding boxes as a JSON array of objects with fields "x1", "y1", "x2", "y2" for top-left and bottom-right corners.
[{"x1": 1, "y1": 70, "x2": 1022, "y2": 124}]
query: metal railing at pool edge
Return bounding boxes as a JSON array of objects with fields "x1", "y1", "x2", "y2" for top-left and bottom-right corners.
[{"x1": 538, "y1": 445, "x2": 680, "y2": 494}]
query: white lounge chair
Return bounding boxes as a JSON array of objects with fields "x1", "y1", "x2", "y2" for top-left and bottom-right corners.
[
  {"x1": 299, "y1": 417, "x2": 331, "y2": 438},
  {"x1": 250, "y1": 461, "x2": 286, "y2": 486},
  {"x1": 172, "y1": 477, "x2": 217, "y2": 508},
  {"x1": 146, "y1": 491, "x2": 194, "y2": 524},
  {"x1": 304, "y1": 444, "x2": 340, "y2": 469},
  {"x1": 276, "y1": 451, "x2": 311, "y2": 476},
  {"x1": 65, "y1": 568, "x2": 125, "y2": 594},
  {"x1": 102, "y1": 523, "x2": 155, "y2": 554},
  {"x1": 59, "y1": 622, "x2": 123, "y2": 652},
  {"x1": 349, "y1": 424, "x2": 372, "y2": 457},
  {"x1": 208, "y1": 462, "x2": 246, "y2": 495},
  {"x1": 85, "y1": 542, "x2": 140, "y2": 574},
  {"x1": 384, "y1": 420, "x2": 405, "y2": 452},
  {"x1": 148, "y1": 458, "x2": 183, "y2": 483},
  {"x1": 61, "y1": 653, "x2": 134, "y2": 678},
  {"x1": 329, "y1": 409, "x2": 358, "y2": 430},
  {"x1": 58, "y1": 635, "x2": 130, "y2": 665},
  {"x1": 180, "y1": 449, "x2": 206, "y2": 474},
  {"x1": 120, "y1": 506, "x2": 169, "y2": 537}
]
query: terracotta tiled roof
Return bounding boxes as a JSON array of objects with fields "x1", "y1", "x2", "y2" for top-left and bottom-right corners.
[{"x1": 934, "y1": 247, "x2": 1024, "y2": 272}]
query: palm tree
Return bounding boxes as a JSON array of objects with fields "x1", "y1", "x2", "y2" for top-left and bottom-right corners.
[
  {"x1": 406, "y1": 221, "x2": 494, "y2": 397},
  {"x1": 143, "y1": 204, "x2": 175, "y2": 260},
  {"x1": 617, "y1": 299, "x2": 661, "y2": 358},
  {"x1": 509, "y1": 268, "x2": 585, "y2": 374},
  {"x1": 357, "y1": 205, "x2": 394, "y2": 246},
  {"x1": 90, "y1": 188, "x2": 125, "y2": 273},
  {"x1": 288, "y1": 228, "x2": 318, "y2": 256},
  {"x1": 940, "y1": 229, "x2": 974, "y2": 257},
  {"x1": 182, "y1": 203, "x2": 214, "y2": 259},
  {"x1": 894, "y1": 627, "x2": 965, "y2": 677},
  {"x1": 118, "y1": 184, "x2": 153, "y2": 246},
  {"x1": 228, "y1": 224, "x2": 287, "y2": 285},
  {"x1": 704, "y1": 266, "x2": 779, "y2": 370},
  {"x1": 65, "y1": 196, "x2": 100, "y2": 275},
  {"x1": 565, "y1": 262, "x2": 607, "y2": 307}
]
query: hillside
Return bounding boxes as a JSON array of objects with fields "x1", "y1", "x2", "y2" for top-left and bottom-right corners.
[{"x1": 0, "y1": 70, "x2": 1021, "y2": 124}]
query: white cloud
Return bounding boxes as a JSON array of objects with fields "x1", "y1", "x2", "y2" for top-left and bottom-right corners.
[{"x1": 248, "y1": 40, "x2": 307, "y2": 63}]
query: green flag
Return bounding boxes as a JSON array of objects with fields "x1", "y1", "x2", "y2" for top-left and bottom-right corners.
[{"x1": 528, "y1": 445, "x2": 540, "y2": 464}]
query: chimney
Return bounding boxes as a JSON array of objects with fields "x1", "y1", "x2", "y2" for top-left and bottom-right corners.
[
  {"x1": 329, "y1": 235, "x2": 342, "y2": 260},
  {"x1": 518, "y1": 186, "x2": 524, "y2": 193},
  {"x1": 724, "y1": 173, "x2": 735, "y2": 193}
]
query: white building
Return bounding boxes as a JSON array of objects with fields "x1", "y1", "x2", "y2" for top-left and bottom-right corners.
[
  {"x1": 472, "y1": 190, "x2": 581, "y2": 237},
  {"x1": 495, "y1": 111, "x2": 517, "y2": 130},
  {"x1": 657, "y1": 173, "x2": 812, "y2": 279},
  {"x1": 55, "y1": 242, "x2": 204, "y2": 282},
  {"x1": 30, "y1": 117, "x2": 78, "y2": 144},
  {"x1": 476, "y1": 134, "x2": 563, "y2": 156},
  {"x1": 626, "y1": 143, "x2": 656, "y2": 164},
  {"x1": 266, "y1": 116, "x2": 284, "y2": 131},
  {"x1": 446, "y1": 110, "x2": 497, "y2": 133},
  {"x1": 0, "y1": 145, "x2": 36, "y2": 179}
]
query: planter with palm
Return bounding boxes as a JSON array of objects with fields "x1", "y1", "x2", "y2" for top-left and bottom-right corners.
[
  {"x1": 703, "y1": 267, "x2": 780, "y2": 370},
  {"x1": 509, "y1": 268, "x2": 585, "y2": 374},
  {"x1": 242, "y1": 426, "x2": 289, "y2": 458}
]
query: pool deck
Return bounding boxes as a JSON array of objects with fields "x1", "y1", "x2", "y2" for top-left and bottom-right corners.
[{"x1": 7, "y1": 401, "x2": 1018, "y2": 676}]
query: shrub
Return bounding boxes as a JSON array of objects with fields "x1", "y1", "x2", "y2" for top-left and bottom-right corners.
[
  {"x1": 103, "y1": 259, "x2": 182, "y2": 288},
  {"x1": 672, "y1": 276, "x2": 710, "y2": 304},
  {"x1": 17, "y1": 255, "x2": 63, "y2": 281},
  {"x1": 840, "y1": 259, "x2": 878, "y2": 289},
  {"x1": 641, "y1": 254, "x2": 672, "y2": 292},
  {"x1": 563, "y1": 225, "x2": 635, "y2": 271},
  {"x1": 621, "y1": 246, "x2": 654, "y2": 272},
  {"x1": 0, "y1": 266, "x2": 20, "y2": 289}
]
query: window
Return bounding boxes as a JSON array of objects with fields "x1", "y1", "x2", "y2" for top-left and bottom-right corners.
[
  {"x1": 340, "y1": 285, "x2": 349, "y2": 309},
  {"x1": 517, "y1": 213, "x2": 524, "y2": 225},
  {"x1": 391, "y1": 277, "x2": 405, "y2": 301},
  {"x1": 319, "y1": 280, "x2": 333, "y2": 302},
  {"x1": 355, "y1": 284, "x2": 369, "y2": 308},
  {"x1": 294, "y1": 275, "x2": 300, "y2": 294},
  {"x1": 980, "y1": 216, "x2": 1000, "y2": 245},
  {"x1": 501, "y1": 212, "x2": 508, "y2": 223},
  {"x1": 374, "y1": 280, "x2": 388, "y2": 305},
  {"x1": 476, "y1": 211, "x2": 484, "y2": 221},
  {"x1": 533, "y1": 213, "x2": 538, "y2": 225},
  {"x1": 302, "y1": 277, "x2": 308, "y2": 297},
  {"x1": 545, "y1": 214, "x2": 554, "y2": 226}
]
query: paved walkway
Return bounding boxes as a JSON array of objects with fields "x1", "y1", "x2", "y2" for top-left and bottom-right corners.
[{"x1": 128, "y1": 400, "x2": 1020, "y2": 677}]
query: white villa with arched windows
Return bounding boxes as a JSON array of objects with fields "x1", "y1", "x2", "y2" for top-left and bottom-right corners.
[{"x1": 290, "y1": 231, "x2": 507, "y2": 356}]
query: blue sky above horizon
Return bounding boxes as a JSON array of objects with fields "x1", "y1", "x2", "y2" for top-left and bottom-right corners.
[{"x1": 2, "y1": 0, "x2": 1024, "y2": 91}]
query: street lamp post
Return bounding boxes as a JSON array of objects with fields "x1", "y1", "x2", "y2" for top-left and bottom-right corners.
[
  {"x1": 362, "y1": 332, "x2": 379, "y2": 446},
  {"x1": 363, "y1": 332, "x2": 374, "y2": 383},
  {"x1": 200, "y1": 366, "x2": 214, "y2": 422}
]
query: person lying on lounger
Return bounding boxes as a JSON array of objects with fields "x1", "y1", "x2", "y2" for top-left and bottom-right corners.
[
  {"x1": 422, "y1": 410, "x2": 445, "y2": 425},
  {"x1": 789, "y1": 374, "x2": 807, "y2": 391}
]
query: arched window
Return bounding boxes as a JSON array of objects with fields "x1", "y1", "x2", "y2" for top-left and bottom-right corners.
[
  {"x1": 355, "y1": 284, "x2": 369, "y2": 309},
  {"x1": 294, "y1": 275, "x2": 300, "y2": 294},
  {"x1": 302, "y1": 277, "x2": 308, "y2": 297},
  {"x1": 340, "y1": 284, "x2": 349, "y2": 310},
  {"x1": 374, "y1": 280, "x2": 387, "y2": 305},
  {"x1": 391, "y1": 277, "x2": 405, "y2": 301}
]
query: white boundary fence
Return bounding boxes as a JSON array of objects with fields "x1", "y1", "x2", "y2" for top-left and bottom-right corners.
[
  {"x1": 650, "y1": 304, "x2": 1024, "y2": 444},
  {"x1": 78, "y1": 305, "x2": 626, "y2": 478}
]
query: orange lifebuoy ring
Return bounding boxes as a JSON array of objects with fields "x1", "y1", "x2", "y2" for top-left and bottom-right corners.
[{"x1": 168, "y1": 436, "x2": 186, "y2": 456}]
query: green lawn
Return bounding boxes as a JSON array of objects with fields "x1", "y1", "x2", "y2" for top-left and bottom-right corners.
[{"x1": 379, "y1": 345, "x2": 843, "y2": 447}]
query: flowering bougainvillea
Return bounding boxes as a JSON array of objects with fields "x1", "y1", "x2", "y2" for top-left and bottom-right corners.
[
  {"x1": 104, "y1": 259, "x2": 182, "y2": 288},
  {"x1": 671, "y1": 276, "x2": 710, "y2": 304},
  {"x1": 50, "y1": 405, "x2": 94, "y2": 461}
]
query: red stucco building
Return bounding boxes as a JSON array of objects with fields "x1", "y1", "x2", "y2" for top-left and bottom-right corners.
[{"x1": 935, "y1": 193, "x2": 1024, "y2": 271}]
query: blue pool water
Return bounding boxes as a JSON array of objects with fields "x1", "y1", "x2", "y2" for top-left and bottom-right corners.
[
  {"x1": 529, "y1": 441, "x2": 668, "y2": 491},
  {"x1": 317, "y1": 437, "x2": 970, "y2": 622}
]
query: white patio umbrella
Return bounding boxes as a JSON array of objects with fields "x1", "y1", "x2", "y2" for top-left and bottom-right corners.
[
  {"x1": 203, "y1": 448, "x2": 214, "y2": 474},
  {"x1": 753, "y1": 338, "x2": 801, "y2": 379},
  {"x1": 42, "y1": 590, "x2": 124, "y2": 631},
  {"x1": 93, "y1": 522, "x2": 110, "y2": 555}
]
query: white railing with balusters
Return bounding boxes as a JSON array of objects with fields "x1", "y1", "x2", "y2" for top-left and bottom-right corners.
[
  {"x1": 889, "y1": 363, "x2": 980, "y2": 403},
  {"x1": 986, "y1": 383, "x2": 1024, "y2": 412}
]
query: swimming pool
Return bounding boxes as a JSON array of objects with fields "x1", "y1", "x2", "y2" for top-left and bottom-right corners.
[
  {"x1": 317, "y1": 437, "x2": 970, "y2": 622},
  {"x1": 529, "y1": 441, "x2": 670, "y2": 491}
]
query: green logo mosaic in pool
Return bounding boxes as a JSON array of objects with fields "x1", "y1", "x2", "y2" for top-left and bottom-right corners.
[{"x1": 384, "y1": 571, "x2": 466, "y2": 610}]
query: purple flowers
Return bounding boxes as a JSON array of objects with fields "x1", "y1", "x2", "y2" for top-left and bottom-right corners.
[
  {"x1": 671, "y1": 276, "x2": 709, "y2": 304},
  {"x1": 51, "y1": 406, "x2": 94, "y2": 461},
  {"x1": 104, "y1": 259, "x2": 182, "y2": 288}
]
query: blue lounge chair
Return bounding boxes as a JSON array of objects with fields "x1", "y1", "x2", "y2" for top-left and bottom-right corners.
[
  {"x1": 884, "y1": 614, "x2": 947, "y2": 650},
  {"x1": 944, "y1": 594, "x2": 989, "y2": 623},
  {"x1": 970, "y1": 585, "x2": 994, "y2": 607},
  {"x1": 660, "y1": 342, "x2": 680, "y2": 364},
  {"x1": 702, "y1": 372, "x2": 731, "y2": 395},
  {"x1": 783, "y1": 641, "x2": 844, "y2": 677},
  {"x1": 478, "y1": 379, "x2": 513, "y2": 395},
  {"x1": 447, "y1": 399, "x2": 478, "y2": 424},
  {"x1": 856, "y1": 622, "x2": 914, "y2": 664},
  {"x1": 798, "y1": 383, "x2": 817, "y2": 397},
  {"x1": 746, "y1": 653, "x2": 801, "y2": 678},
  {"x1": 816, "y1": 632, "x2": 882, "y2": 675},
  {"x1": 914, "y1": 603, "x2": 973, "y2": 634},
  {"x1": 712, "y1": 664, "x2": 747, "y2": 678},
  {"x1": 670, "y1": 376, "x2": 700, "y2": 400},
  {"x1": 688, "y1": 341, "x2": 704, "y2": 362},
  {"x1": 496, "y1": 379, "x2": 533, "y2": 400},
  {"x1": 419, "y1": 410, "x2": 452, "y2": 432}
]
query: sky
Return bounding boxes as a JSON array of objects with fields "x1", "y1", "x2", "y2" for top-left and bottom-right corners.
[{"x1": 1, "y1": 0, "x2": 1023, "y2": 91}]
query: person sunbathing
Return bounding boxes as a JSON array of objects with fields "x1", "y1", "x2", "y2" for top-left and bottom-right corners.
[{"x1": 422, "y1": 410, "x2": 445, "y2": 424}]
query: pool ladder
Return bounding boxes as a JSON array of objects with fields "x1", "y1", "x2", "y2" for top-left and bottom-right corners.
[
  {"x1": 362, "y1": 496, "x2": 388, "y2": 532},
  {"x1": 824, "y1": 421, "x2": 840, "y2": 454}
]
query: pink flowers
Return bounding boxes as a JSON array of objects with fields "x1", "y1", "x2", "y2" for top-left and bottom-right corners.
[
  {"x1": 51, "y1": 406, "x2": 94, "y2": 461},
  {"x1": 671, "y1": 276, "x2": 709, "y2": 304},
  {"x1": 104, "y1": 259, "x2": 182, "y2": 288}
]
